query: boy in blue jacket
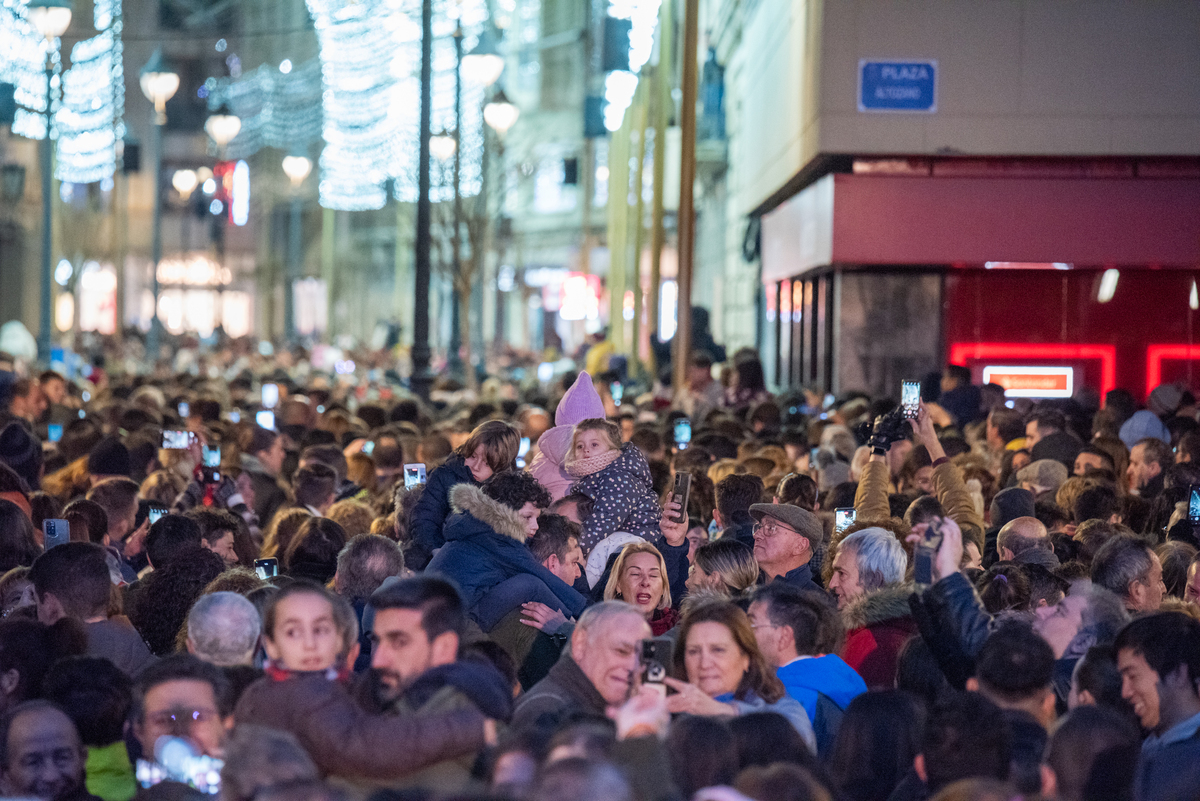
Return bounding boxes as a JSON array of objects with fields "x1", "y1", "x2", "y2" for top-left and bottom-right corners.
[{"x1": 427, "y1": 473, "x2": 587, "y2": 632}]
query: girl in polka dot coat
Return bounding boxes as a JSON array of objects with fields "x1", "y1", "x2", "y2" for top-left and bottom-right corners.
[{"x1": 565, "y1": 418, "x2": 663, "y2": 553}]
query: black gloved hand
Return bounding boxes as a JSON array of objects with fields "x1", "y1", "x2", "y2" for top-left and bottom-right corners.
[{"x1": 868, "y1": 407, "x2": 907, "y2": 455}]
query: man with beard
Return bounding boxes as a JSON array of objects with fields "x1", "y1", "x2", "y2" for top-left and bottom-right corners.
[{"x1": 358, "y1": 576, "x2": 513, "y2": 792}]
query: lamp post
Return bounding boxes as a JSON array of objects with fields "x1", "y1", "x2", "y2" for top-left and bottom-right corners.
[
  {"x1": 171, "y1": 168, "x2": 197, "y2": 254},
  {"x1": 411, "y1": 0, "x2": 434, "y2": 400},
  {"x1": 281, "y1": 155, "x2": 312, "y2": 343},
  {"x1": 447, "y1": 24, "x2": 465, "y2": 377},
  {"x1": 204, "y1": 103, "x2": 242, "y2": 155},
  {"x1": 484, "y1": 88, "x2": 517, "y2": 370},
  {"x1": 140, "y1": 48, "x2": 179, "y2": 362},
  {"x1": 27, "y1": 0, "x2": 72, "y2": 363}
]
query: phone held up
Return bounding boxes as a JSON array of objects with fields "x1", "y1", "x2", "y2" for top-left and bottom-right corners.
[
  {"x1": 404, "y1": 464, "x2": 427, "y2": 490},
  {"x1": 671, "y1": 472, "x2": 692, "y2": 525},
  {"x1": 43, "y1": 519, "x2": 70, "y2": 550},
  {"x1": 254, "y1": 558, "x2": 279, "y2": 580},
  {"x1": 674, "y1": 418, "x2": 692, "y2": 450},
  {"x1": 641, "y1": 638, "x2": 673, "y2": 686},
  {"x1": 901, "y1": 380, "x2": 920, "y2": 420},
  {"x1": 915, "y1": 518, "x2": 947, "y2": 585},
  {"x1": 834, "y1": 507, "x2": 856, "y2": 536}
]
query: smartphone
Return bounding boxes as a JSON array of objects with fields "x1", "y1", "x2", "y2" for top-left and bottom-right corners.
[
  {"x1": 255, "y1": 410, "x2": 275, "y2": 430},
  {"x1": 671, "y1": 471, "x2": 691, "y2": 525},
  {"x1": 611, "y1": 381, "x2": 624, "y2": 406},
  {"x1": 517, "y1": 436, "x2": 530, "y2": 468},
  {"x1": 641, "y1": 637, "x2": 673, "y2": 685},
  {"x1": 178, "y1": 401, "x2": 190, "y2": 418},
  {"x1": 901, "y1": 380, "x2": 920, "y2": 420},
  {"x1": 147, "y1": 504, "x2": 168, "y2": 525},
  {"x1": 362, "y1": 441, "x2": 376, "y2": 456},
  {"x1": 42, "y1": 519, "x2": 70, "y2": 550},
  {"x1": 261, "y1": 383, "x2": 279, "y2": 410},
  {"x1": 404, "y1": 464, "x2": 427, "y2": 489},
  {"x1": 915, "y1": 518, "x2": 946, "y2": 585},
  {"x1": 162, "y1": 430, "x2": 191, "y2": 449},
  {"x1": 228, "y1": 410, "x2": 241, "y2": 423},
  {"x1": 47, "y1": 423, "x2": 63, "y2": 443},
  {"x1": 810, "y1": 446, "x2": 820, "y2": 466},
  {"x1": 254, "y1": 557, "x2": 279, "y2": 580},
  {"x1": 674, "y1": 418, "x2": 692, "y2": 450},
  {"x1": 1189, "y1": 486, "x2": 1200, "y2": 524},
  {"x1": 834, "y1": 507, "x2": 856, "y2": 535},
  {"x1": 201, "y1": 445, "x2": 221, "y2": 468}
]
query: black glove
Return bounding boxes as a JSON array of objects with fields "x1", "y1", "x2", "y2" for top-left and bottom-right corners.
[{"x1": 868, "y1": 407, "x2": 907, "y2": 455}]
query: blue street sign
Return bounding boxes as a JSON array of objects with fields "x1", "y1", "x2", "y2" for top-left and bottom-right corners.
[{"x1": 858, "y1": 60, "x2": 937, "y2": 113}]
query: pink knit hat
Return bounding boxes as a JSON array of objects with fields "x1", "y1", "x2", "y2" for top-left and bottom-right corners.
[
  {"x1": 554, "y1": 372, "x2": 605, "y2": 426},
  {"x1": 528, "y1": 373, "x2": 607, "y2": 501}
]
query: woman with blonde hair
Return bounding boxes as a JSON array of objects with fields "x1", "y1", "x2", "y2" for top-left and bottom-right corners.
[
  {"x1": 604, "y1": 540, "x2": 678, "y2": 635},
  {"x1": 260, "y1": 507, "x2": 313, "y2": 559},
  {"x1": 140, "y1": 469, "x2": 186, "y2": 505},
  {"x1": 686, "y1": 539, "x2": 759, "y2": 599}
]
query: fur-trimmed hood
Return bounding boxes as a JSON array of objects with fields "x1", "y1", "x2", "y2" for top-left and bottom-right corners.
[
  {"x1": 842, "y1": 583, "x2": 915, "y2": 630},
  {"x1": 446, "y1": 483, "x2": 529, "y2": 543}
]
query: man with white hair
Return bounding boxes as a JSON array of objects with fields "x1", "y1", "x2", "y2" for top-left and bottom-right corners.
[
  {"x1": 832, "y1": 528, "x2": 915, "y2": 689},
  {"x1": 512, "y1": 601, "x2": 649, "y2": 730},
  {"x1": 828, "y1": 527, "x2": 908, "y2": 610},
  {"x1": 186, "y1": 591, "x2": 261, "y2": 667}
]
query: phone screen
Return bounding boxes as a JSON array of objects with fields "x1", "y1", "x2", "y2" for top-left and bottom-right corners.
[
  {"x1": 261, "y1": 383, "x2": 279, "y2": 409},
  {"x1": 147, "y1": 506, "x2": 167, "y2": 525},
  {"x1": 178, "y1": 402, "x2": 190, "y2": 418},
  {"x1": 834, "y1": 507, "x2": 856, "y2": 535},
  {"x1": 611, "y1": 382, "x2": 624, "y2": 405},
  {"x1": 405, "y1": 464, "x2": 427, "y2": 489},
  {"x1": 42, "y1": 519, "x2": 70, "y2": 550},
  {"x1": 1190, "y1": 487, "x2": 1200, "y2": 524},
  {"x1": 47, "y1": 423, "x2": 63, "y2": 443},
  {"x1": 228, "y1": 410, "x2": 241, "y2": 423},
  {"x1": 674, "y1": 419, "x2": 692, "y2": 449},
  {"x1": 254, "y1": 558, "x2": 279, "y2": 580},
  {"x1": 201, "y1": 445, "x2": 221, "y2": 468},
  {"x1": 362, "y1": 441, "x2": 376, "y2": 456},
  {"x1": 517, "y1": 437, "x2": 530, "y2": 468},
  {"x1": 162, "y1": 430, "x2": 191, "y2": 450},
  {"x1": 255, "y1": 410, "x2": 275, "y2": 430},
  {"x1": 901, "y1": 380, "x2": 920, "y2": 419}
]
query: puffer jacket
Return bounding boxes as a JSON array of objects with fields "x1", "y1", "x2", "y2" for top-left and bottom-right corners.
[
  {"x1": 234, "y1": 672, "x2": 487, "y2": 781},
  {"x1": 853, "y1": 459, "x2": 985, "y2": 552},
  {"x1": 569, "y1": 444, "x2": 662, "y2": 552},
  {"x1": 842, "y1": 583, "x2": 918, "y2": 689},
  {"x1": 408, "y1": 454, "x2": 477, "y2": 569},
  {"x1": 426, "y1": 485, "x2": 587, "y2": 619}
]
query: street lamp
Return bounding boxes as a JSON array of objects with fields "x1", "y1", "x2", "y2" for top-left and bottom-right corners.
[
  {"x1": 281, "y1": 155, "x2": 311, "y2": 342},
  {"x1": 204, "y1": 103, "x2": 242, "y2": 154},
  {"x1": 171, "y1": 169, "x2": 198, "y2": 197},
  {"x1": 483, "y1": 89, "x2": 519, "y2": 135},
  {"x1": 461, "y1": 27, "x2": 504, "y2": 87},
  {"x1": 27, "y1": 0, "x2": 72, "y2": 363},
  {"x1": 429, "y1": 134, "x2": 457, "y2": 161},
  {"x1": 140, "y1": 48, "x2": 178, "y2": 361}
]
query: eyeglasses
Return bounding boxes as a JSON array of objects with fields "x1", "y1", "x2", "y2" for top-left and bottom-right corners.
[
  {"x1": 753, "y1": 520, "x2": 799, "y2": 538},
  {"x1": 749, "y1": 622, "x2": 779, "y2": 630},
  {"x1": 146, "y1": 708, "x2": 219, "y2": 730}
]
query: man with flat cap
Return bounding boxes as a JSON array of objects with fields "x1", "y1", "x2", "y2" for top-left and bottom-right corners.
[{"x1": 749, "y1": 503, "x2": 823, "y2": 593}]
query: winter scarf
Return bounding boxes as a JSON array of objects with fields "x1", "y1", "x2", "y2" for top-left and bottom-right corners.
[{"x1": 565, "y1": 449, "x2": 622, "y2": 478}]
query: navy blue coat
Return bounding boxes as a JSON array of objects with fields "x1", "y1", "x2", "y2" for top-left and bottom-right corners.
[
  {"x1": 427, "y1": 484, "x2": 587, "y2": 620},
  {"x1": 408, "y1": 455, "x2": 476, "y2": 570}
]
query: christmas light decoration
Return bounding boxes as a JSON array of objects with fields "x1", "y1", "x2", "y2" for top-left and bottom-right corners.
[
  {"x1": 603, "y1": 0, "x2": 660, "y2": 131},
  {"x1": 205, "y1": 58, "x2": 323, "y2": 161},
  {"x1": 0, "y1": 0, "x2": 61, "y2": 141}
]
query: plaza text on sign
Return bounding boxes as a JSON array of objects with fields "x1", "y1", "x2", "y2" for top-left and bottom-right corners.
[{"x1": 858, "y1": 60, "x2": 937, "y2": 113}]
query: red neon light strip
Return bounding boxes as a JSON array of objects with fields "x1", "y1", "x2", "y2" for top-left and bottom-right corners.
[
  {"x1": 949, "y1": 342, "x2": 1116, "y2": 397},
  {"x1": 1145, "y1": 345, "x2": 1200, "y2": 396}
]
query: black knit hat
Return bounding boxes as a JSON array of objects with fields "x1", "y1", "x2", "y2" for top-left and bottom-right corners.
[
  {"x1": 87, "y1": 436, "x2": 131, "y2": 478},
  {"x1": 0, "y1": 422, "x2": 42, "y2": 488}
]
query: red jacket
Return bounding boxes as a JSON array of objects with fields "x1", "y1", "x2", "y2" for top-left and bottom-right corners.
[{"x1": 841, "y1": 584, "x2": 917, "y2": 690}]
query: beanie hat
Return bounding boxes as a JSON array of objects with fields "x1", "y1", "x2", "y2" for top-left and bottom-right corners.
[
  {"x1": 554, "y1": 372, "x2": 606, "y2": 427},
  {"x1": 0, "y1": 422, "x2": 41, "y2": 489},
  {"x1": 1030, "y1": 430, "x2": 1083, "y2": 471},
  {"x1": 87, "y1": 436, "x2": 131, "y2": 478},
  {"x1": 1016, "y1": 459, "x2": 1068, "y2": 493},
  {"x1": 1147, "y1": 384, "x2": 1184, "y2": 418},
  {"x1": 989, "y1": 487, "x2": 1036, "y2": 530},
  {"x1": 1119, "y1": 410, "x2": 1171, "y2": 450}
]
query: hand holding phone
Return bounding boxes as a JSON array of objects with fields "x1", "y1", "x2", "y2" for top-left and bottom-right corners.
[
  {"x1": 834, "y1": 507, "x2": 856, "y2": 535},
  {"x1": 641, "y1": 638, "x2": 673, "y2": 685},
  {"x1": 42, "y1": 519, "x2": 70, "y2": 550},
  {"x1": 901, "y1": 380, "x2": 920, "y2": 419},
  {"x1": 404, "y1": 464, "x2": 427, "y2": 490},
  {"x1": 162, "y1": 430, "x2": 192, "y2": 450},
  {"x1": 671, "y1": 472, "x2": 691, "y2": 525}
]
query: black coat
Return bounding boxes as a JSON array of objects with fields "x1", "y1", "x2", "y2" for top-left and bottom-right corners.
[{"x1": 408, "y1": 455, "x2": 477, "y2": 570}]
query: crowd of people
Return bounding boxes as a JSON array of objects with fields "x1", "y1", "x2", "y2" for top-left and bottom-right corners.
[{"x1": 0, "y1": 344, "x2": 1197, "y2": 801}]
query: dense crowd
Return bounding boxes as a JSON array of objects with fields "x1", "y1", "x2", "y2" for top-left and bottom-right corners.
[{"x1": 0, "y1": 343, "x2": 1197, "y2": 801}]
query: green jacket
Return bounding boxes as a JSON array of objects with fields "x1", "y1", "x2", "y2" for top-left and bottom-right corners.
[{"x1": 86, "y1": 742, "x2": 136, "y2": 801}]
